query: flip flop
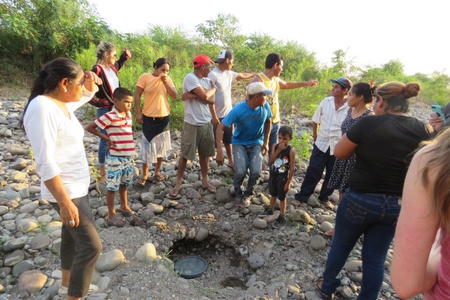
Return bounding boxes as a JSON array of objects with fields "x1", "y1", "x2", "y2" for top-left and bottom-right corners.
[
  {"x1": 202, "y1": 184, "x2": 216, "y2": 193},
  {"x1": 107, "y1": 216, "x2": 126, "y2": 227},
  {"x1": 316, "y1": 277, "x2": 334, "y2": 300},
  {"x1": 169, "y1": 187, "x2": 180, "y2": 198},
  {"x1": 136, "y1": 177, "x2": 147, "y2": 187},
  {"x1": 155, "y1": 174, "x2": 166, "y2": 181}
]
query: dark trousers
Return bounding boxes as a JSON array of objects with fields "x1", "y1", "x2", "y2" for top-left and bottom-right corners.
[
  {"x1": 53, "y1": 195, "x2": 102, "y2": 298},
  {"x1": 295, "y1": 144, "x2": 335, "y2": 202}
]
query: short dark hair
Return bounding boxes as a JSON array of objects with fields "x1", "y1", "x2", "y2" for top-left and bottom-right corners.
[
  {"x1": 278, "y1": 125, "x2": 293, "y2": 139},
  {"x1": 153, "y1": 57, "x2": 171, "y2": 69},
  {"x1": 265, "y1": 53, "x2": 283, "y2": 69},
  {"x1": 113, "y1": 87, "x2": 132, "y2": 100}
]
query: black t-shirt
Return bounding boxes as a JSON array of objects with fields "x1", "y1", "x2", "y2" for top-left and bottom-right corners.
[{"x1": 347, "y1": 114, "x2": 435, "y2": 196}]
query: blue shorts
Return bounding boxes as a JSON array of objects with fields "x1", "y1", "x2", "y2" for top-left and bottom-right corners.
[{"x1": 105, "y1": 154, "x2": 134, "y2": 191}]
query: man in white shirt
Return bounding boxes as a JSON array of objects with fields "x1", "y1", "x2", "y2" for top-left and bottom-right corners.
[
  {"x1": 295, "y1": 77, "x2": 352, "y2": 204},
  {"x1": 208, "y1": 49, "x2": 255, "y2": 167},
  {"x1": 170, "y1": 54, "x2": 217, "y2": 197}
]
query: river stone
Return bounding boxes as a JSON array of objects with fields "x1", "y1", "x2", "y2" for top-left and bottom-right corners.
[
  {"x1": 0, "y1": 205, "x2": 8, "y2": 215},
  {"x1": 18, "y1": 270, "x2": 47, "y2": 295},
  {"x1": 195, "y1": 227, "x2": 209, "y2": 241},
  {"x1": 252, "y1": 218, "x2": 268, "y2": 229},
  {"x1": 29, "y1": 235, "x2": 52, "y2": 250},
  {"x1": 12, "y1": 260, "x2": 34, "y2": 277},
  {"x1": 17, "y1": 218, "x2": 39, "y2": 233},
  {"x1": 309, "y1": 235, "x2": 327, "y2": 251},
  {"x1": 135, "y1": 243, "x2": 157, "y2": 262},
  {"x1": 19, "y1": 201, "x2": 39, "y2": 214},
  {"x1": 96, "y1": 249, "x2": 125, "y2": 272},
  {"x1": 247, "y1": 253, "x2": 264, "y2": 270},
  {"x1": 4, "y1": 249, "x2": 25, "y2": 266},
  {"x1": 2, "y1": 237, "x2": 28, "y2": 252}
]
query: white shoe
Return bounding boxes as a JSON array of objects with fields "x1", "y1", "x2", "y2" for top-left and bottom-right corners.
[{"x1": 58, "y1": 283, "x2": 98, "y2": 296}]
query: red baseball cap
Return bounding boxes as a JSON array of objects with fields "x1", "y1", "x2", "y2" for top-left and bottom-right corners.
[{"x1": 193, "y1": 54, "x2": 214, "y2": 68}]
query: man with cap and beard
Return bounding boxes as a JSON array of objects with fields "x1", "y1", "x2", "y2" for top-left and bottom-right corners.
[
  {"x1": 170, "y1": 54, "x2": 217, "y2": 197},
  {"x1": 294, "y1": 77, "x2": 352, "y2": 207},
  {"x1": 216, "y1": 82, "x2": 273, "y2": 207},
  {"x1": 209, "y1": 49, "x2": 255, "y2": 168}
]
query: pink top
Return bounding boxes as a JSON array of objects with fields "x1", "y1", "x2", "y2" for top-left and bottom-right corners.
[{"x1": 425, "y1": 230, "x2": 450, "y2": 299}]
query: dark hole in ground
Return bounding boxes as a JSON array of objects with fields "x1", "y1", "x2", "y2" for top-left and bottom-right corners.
[{"x1": 169, "y1": 236, "x2": 250, "y2": 289}]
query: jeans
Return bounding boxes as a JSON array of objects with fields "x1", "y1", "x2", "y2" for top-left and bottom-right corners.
[
  {"x1": 233, "y1": 144, "x2": 262, "y2": 197},
  {"x1": 268, "y1": 122, "x2": 280, "y2": 157},
  {"x1": 295, "y1": 144, "x2": 335, "y2": 201},
  {"x1": 321, "y1": 189, "x2": 401, "y2": 300},
  {"x1": 53, "y1": 195, "x2": 102, "y2": 298},
  {"x1": 97, "y1": 107, "x2": 111, "y2": 166}
]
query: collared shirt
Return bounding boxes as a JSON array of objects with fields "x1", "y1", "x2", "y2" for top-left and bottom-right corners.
[
  {"x1": 95, "y1": 107, "x2": 135, "y2": 156},
  {"x1": 312, "y1": 96, "x2": 349, "y2": 155}
]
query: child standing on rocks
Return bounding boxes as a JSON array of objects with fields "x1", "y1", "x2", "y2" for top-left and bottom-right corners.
[
  {"x1": 86, "y1": 87, "x2": 141, "y2": 227},
  {"x1": 260, "y1": 125, "x2": 295, "y2": 228}
]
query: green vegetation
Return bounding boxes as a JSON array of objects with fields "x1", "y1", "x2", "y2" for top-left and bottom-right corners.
[{"x1": 2, "y1": 2, "x2": 450, "y2": 135}]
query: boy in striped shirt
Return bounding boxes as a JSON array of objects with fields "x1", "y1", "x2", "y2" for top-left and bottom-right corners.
[{"x1": 86, "y1": 87, "x2": 139, "y2": 227}]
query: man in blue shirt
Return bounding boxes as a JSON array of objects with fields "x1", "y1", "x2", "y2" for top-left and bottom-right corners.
[{"x1": 216, "y1": 82, "x2": 273, "y2": 207}]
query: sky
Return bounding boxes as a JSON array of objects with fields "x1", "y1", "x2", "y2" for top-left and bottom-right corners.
[{"x1": 90, "y1": 0, "x2": 449, "y2": 76}]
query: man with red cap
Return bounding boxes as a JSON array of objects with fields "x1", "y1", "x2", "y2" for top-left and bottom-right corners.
[{"x1": 170, "y1": 55, "x2": 217, "y2": 197}]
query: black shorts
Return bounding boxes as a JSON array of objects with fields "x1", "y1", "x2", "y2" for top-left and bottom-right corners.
[
  {"x1": 214, "y1": 118, "x2": 233, "y2": 145},
  {"x1": 268, "y1": 172, "x2": 288, "y2": 200}
]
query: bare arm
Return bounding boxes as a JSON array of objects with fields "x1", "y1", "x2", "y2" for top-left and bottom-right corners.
[
  {"x1": 236, "y1": 73, "x2": 256, "y2": 80},
  {"x1": 215, "y1": 123, "x2": 227, "y2": 165},
  {"x1": 312, "y1": 122, "x2": 319, "y2": 141},
  {"x1": 161, "y1": 75, "x2": 178, "y2": 99},
  {"x1": 285, "y1": 147, "x2": 296, "y2": 191},
  {"x1": 279, "y1": 79, "x2": 318, "y2": 90},
  {"x1": 85, "y1": 122, "x2": 114, "y2": 148},
  {"x1": 334, "y1": 133, "x2": 357, "y2": 159},
  {"x1": 391, "y1": 147, "x2": 440, "y2": 299},
  {"x1": 134, "y1": 86, "x2": 144, "y2": 124},
  {"x1": 262, "y1": 119, "x2": 271, "y2": 155}
]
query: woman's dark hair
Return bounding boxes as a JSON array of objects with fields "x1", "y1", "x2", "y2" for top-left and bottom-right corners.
[
  {"x1": 153, "y1": 57, "x2": 171, "y2": 69},
  {"x1": 265, "y1": 53, "x2": 283, "y2": 69},
  {"x1": 21, "y1": 58, "x2": 82, "y2": 127},
  {"x1": 352, "y1": 82, "x2": 376, "y2": 104}
]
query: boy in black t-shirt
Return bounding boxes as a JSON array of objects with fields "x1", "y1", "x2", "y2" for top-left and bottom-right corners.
[{"x1": 260, "y1": 125, "x2": 296, "y2": 228}]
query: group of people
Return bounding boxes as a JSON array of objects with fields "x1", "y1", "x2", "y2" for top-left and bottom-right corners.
[{"x1": 21, "y1": 39, "x2": 450, "y2": 300}]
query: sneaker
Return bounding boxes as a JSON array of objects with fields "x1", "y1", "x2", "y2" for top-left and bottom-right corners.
[
  {"x1": 258, "y1": 209, "x2": 274, "y2": 217},
  {"x1": 273, "y1": 215, "x2": 286, "y2": 228},
  {"x1": 58, "y1": 283, "x2": 99, "y2": 296}
]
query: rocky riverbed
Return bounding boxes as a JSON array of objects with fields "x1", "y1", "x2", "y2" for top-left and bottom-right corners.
[{"x1": 0, "y1": 91, "x2": 431, "y2": 300}]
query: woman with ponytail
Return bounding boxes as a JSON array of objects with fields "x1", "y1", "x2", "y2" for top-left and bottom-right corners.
[
  {"x1": 134, "y1": 57, "x2": 178, "y2": 185},
  {"x1": 22, "y1": 58, "x2": 103, "y2": 300}
]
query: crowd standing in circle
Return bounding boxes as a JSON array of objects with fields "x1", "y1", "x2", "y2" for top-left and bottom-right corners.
[{"x1": 21, "y1": 45, "x2": 449, "y2": 299}]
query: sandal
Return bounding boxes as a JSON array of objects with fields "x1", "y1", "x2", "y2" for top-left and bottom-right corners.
[
  {"x1": 107, "y1": 216, "x2": 126, "y2": 227},
  {"x1": 155, "y1": 173, "x2": 166, "y2": 181},
  {"x1": 316, "y1": 277, "x2": 334, "y2": 300},
  {"x1": 117, "y1": 209, "x2": 143, "y2": 227},
  {"x1": 202, "y1": 184, "x2": 216, "y2": 193},
  {"x1": 169, "y1": 187, "x2": 180, "y2": 198},
  {"x1": 136, "y1": 177, "x2": 147, "y2": 187}
]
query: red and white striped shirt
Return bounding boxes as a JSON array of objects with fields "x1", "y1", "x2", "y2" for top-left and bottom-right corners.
[{"x1": 95, "y1": 107, "x2": 135, "y2": 156}]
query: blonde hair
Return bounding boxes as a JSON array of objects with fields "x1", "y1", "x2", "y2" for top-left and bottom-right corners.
[
  {"x1": 420, "y1": 128, "x2": 450, "y2": 231},
  {"x1": 95, "y1": 41, "x2": 116, "y2": 64}
]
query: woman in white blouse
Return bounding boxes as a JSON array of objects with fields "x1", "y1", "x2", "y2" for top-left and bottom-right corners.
[{"x1": 22, "y1": 58, "x2": 102, "y2": 300}]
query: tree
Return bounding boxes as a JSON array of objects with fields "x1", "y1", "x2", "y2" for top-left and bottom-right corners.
[
  {"x1": 1, "y1": 0, "x2": 110, "y2": 68},
  {"x1": 196, "y1": 13, "x2": 246, "y2": 50}
]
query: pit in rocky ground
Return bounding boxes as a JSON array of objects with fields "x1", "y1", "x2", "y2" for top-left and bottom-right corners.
[{"x1": 169, "y1": 236, "x2": 252, "y2": 289}]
